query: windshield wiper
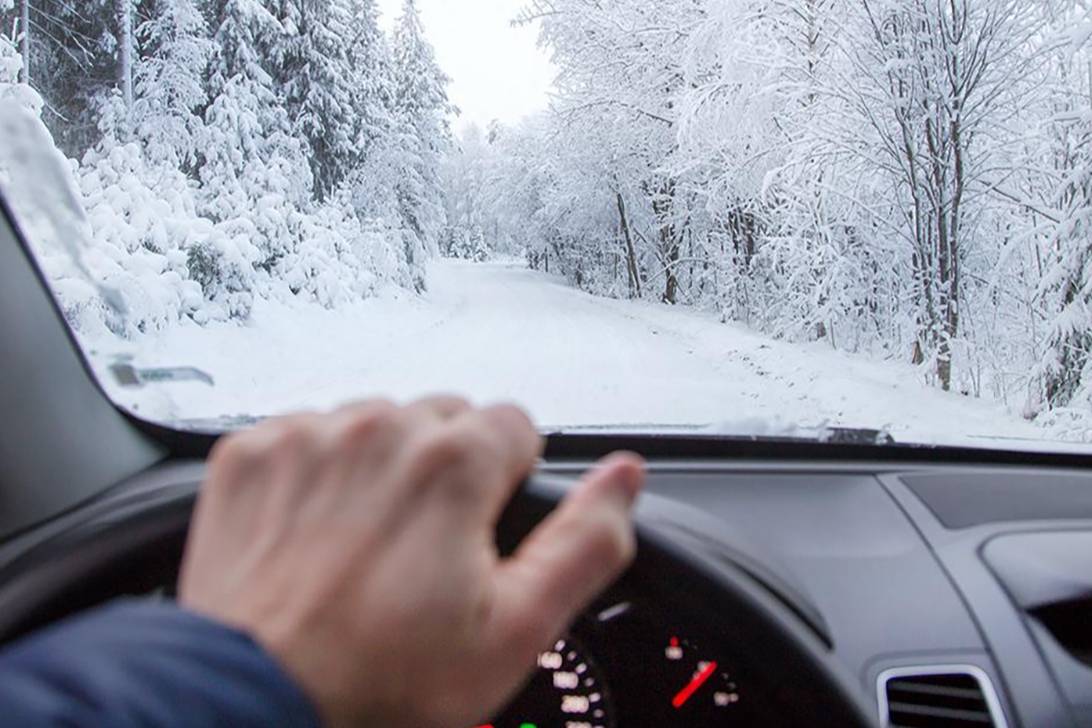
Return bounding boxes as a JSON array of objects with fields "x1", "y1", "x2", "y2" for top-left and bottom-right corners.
[
  {"x1": 546, "y1": 423, "x2": 897, "y2": 446},
  {"x1": 818, "y1": 427, "x2": 896, "y2": 446},
  {"x1": 109, "y1": 362, "x2": 215, "y2": 388}
]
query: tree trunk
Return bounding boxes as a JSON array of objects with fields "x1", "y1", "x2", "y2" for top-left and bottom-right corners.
[
  {"x1": 650, "y1": 179, "x2": 680, "y2": 304},
  {"x1": 616, "y1": 192, "x2": 642, "y2": 298},
  {"x1": 663, "y1": 242, "x2": 679, "y2": 304},
  {"x1": 18, "y1": 0, "x2": 29, "y2": 85},
  {"x1": 116, "y1": 0, "x2": 133, "y2": 110}
]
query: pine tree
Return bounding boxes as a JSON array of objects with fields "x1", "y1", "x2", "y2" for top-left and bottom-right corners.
[
  {"x1": 390, "y1": 0, "x2": 453, "y2": 274},
  {"x1": 133, "y1": 0, "x2": 214, "y2": 171},
  {"x1": 270, "y1": 0, "x2": 356, "y2": 201},
  {"x1": 201, "y1": 0, "x2": 312, "y2": 271},
  {"x1": 339, "y1": 0, "x2": 400, "y2": 223},
  {"x1": 344, "y1": 0, "x2": 395, "y2": 169}
]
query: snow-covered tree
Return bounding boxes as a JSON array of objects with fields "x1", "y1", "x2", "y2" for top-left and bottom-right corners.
[
  {"x1": 343, "y1": 0, "x2": 395, "y2": 169},
  {"x1": 269, "y1": 0, "x2": 357, "y2": 201},
  {"x1": 340, "y1": 0, "x2": 401, "y2": 225},
  {"x1": 132, "y1": 0, "x2": 214, "y2": 171},
  {"x1": 1, "y1": 1, "x2": 21, "y2": 86},
  {"x1": 201, "y1": 0, "x2": 312, "y2": 275},
  {"x1": 390, "y1": 0, "x2": 454, "y2": 280},
  {"x1": 1028, "y1": 7, "x2": 1092, "y2": 413}
]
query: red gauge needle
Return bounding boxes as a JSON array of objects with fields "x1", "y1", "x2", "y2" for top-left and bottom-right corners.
[{"x1": 672, "y1": 661, "x2": 718, "y2": 709}]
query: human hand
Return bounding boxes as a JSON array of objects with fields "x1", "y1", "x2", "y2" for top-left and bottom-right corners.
[{"x1": 179, "y1": 397, "x2": 644, "y2": 728}]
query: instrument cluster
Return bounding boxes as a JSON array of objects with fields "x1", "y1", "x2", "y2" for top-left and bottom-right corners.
[{"x1": 476, "y1": 595, "x2": 776, "y2": 727}]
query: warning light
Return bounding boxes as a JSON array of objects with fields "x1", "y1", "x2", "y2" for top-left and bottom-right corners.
[{"x1": 665, "y1": 636, "x2": 683, "y2": 660}]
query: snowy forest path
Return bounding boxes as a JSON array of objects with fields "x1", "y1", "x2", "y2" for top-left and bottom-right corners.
[{"x1": 123, "y1": 259, "x2": 1048, "y2": 448}]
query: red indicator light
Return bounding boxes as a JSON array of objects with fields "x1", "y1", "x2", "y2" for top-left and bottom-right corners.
[
  {"x1": 672, "y1": 661, "x2": 718, "y2": 709},
  {"x1": 669, "y1": 636, "x2": 679, "y2": 648}
]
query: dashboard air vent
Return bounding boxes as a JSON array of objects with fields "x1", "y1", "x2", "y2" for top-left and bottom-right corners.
[{"x1": 878, "y1": 666, "x2": 1007, "y2": 728}]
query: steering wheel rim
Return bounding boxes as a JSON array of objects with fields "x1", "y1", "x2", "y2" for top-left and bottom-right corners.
[{"x1": 0, "y1": 474, "x2": 876, "y2": 727}]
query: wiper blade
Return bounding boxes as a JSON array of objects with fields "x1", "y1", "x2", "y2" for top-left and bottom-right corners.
[
  {"x1": 545, "y1": 423, "x2": 897, "y2": 446},
  {"x1": 110, "y1": 362, "x2": 215, "y2": 388},
  {"x1": 172, "y1": 415, "x2": 263, "y2": 432},
  {"x1": 818, "y1": 427, "x2": 896, "y2": 446}
]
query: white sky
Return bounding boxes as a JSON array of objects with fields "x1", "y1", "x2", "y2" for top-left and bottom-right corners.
[{"x1": 377, "y1": 0, "x2": 555, "y2": 132}]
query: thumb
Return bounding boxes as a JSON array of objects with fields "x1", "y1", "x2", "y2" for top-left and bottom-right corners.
[{"x1": 490, "y1": 453, "x2": 645, "y2": 652}]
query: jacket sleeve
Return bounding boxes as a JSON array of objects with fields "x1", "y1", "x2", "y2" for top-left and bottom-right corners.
[{"x1": 0, "y1": 599, "x2": 322, "y2": 728}]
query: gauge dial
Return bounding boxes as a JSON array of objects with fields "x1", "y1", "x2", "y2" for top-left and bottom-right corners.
[
  {"x1": 662, "y1": 635, "x2": 741, "y2": 718},
  {"x1": 480, "y1": 635, "x2": 613, "y2": 728}
]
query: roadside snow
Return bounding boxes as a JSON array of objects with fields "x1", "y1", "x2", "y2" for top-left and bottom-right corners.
[{"x1": 98, "y1": 259, "x2": 1055, "y2": 449}]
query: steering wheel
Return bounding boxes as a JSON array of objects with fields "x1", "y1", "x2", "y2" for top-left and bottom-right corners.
[{"x1": 0, "y1": 472, "x2": 876, "y2": 727}]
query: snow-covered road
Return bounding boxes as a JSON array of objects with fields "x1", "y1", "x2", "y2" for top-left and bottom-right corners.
[{"x1": 114, "y1": 259, "x2": 1047, "y2": 447}]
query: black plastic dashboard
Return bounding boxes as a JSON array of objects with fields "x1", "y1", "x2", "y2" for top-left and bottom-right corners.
[
  {"x1": 539, "y1": 458, "x2": 1092, "y2": 728},
  {"x1": 1, "y1": 457, "x2": 1090, "y2": 728}
]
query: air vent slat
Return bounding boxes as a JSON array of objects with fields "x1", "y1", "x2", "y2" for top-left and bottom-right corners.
[
  {"x1": 889, "y1": 701, "x2": 992, "y2": 722},
  {"x1": 888, "y1": 682, "x2": 985, "y2": 701},
  {"x1": 879, "y1": 667, "x2": 1005, "y2": 728}
]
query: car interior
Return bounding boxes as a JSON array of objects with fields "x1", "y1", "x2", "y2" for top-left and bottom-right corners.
[{"x1": 3, "y1": 192, "x2": 1092, "y2": 728}]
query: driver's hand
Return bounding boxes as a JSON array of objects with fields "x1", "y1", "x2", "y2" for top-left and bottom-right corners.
[{"x1": 178, "y1": 397, "x2": 645, "y2": 728}]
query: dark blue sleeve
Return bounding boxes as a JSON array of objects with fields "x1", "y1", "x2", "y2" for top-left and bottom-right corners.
[{"x1": 0, "y1": 600, "x2": 322, "y2": 728}]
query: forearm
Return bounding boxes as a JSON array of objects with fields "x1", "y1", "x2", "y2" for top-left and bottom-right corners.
[{"x1": 0, "y1": 600, "x2": 320, "y2": 728}]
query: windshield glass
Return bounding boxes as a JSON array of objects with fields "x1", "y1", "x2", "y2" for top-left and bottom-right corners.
[{"x1": 1, "y1": 0, "x2": 1091, "y2": 451}]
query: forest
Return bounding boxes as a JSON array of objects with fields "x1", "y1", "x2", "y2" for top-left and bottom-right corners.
[
  {"x1": 3, "y1": 0, "x2": 1092, "y2": 434},
  {"x1": 443, "y1": 0, "x2": 1092, "y2": 432},
  {"x1": 1, "y1": 0, "x2": 453, "y2": 328}
]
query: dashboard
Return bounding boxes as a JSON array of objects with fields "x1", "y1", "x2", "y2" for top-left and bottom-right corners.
[
  {"x1": 501, "y1": 458, "x2": 1092, "y2": 728},
  {"x1": 1, "y1": 457, "x2": 1092, "y2": 728}
]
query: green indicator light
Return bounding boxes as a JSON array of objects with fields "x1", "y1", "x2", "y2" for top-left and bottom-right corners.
[{"x1": 519, "y1": 724, "x2": 537, "y2": 728}]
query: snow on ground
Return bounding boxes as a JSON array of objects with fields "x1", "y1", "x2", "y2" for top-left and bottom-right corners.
[{"x1": 97, "y1": 259, "x2": 1057, "y2": 449}]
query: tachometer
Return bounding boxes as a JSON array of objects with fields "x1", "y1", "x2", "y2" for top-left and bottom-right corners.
[{"x1": 478, "y1": 635, "x2": 614, "y2": 728}]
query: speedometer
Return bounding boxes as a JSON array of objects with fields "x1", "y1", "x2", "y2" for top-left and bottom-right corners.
[{"x1": 479, "y1": 635, "x2": 614, "y2": 728}]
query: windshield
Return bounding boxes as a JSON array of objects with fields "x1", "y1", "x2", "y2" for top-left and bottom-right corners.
[{"x1": 1, "y1": 0, "x2": 1091, "y2": 452}]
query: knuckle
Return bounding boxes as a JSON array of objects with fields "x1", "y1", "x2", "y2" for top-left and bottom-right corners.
[
  {"x1": 336, "y1": 397, "x2": 395, "y2": 415},
  {"x1": 207, "y1": 432, "x2": 265, "y2": 483},
  {"x1": 422, "y1": 394, "x2": 472, "y2": 414},
  {"x1": 335, "y1": 403, "x2": 399, "y2": 449},
  {"x1": 268, "y1": 419, "x2": 319, "y2": 457},
  {"x1": 484, "y1": 403, "x2": 535, "y2": 434},
  {"x1": 414, "y1": 426, "x2": 478, "y2": 470},
  {"x1": 409, "y1": 424, "x2": 501, "y2": 498}
]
